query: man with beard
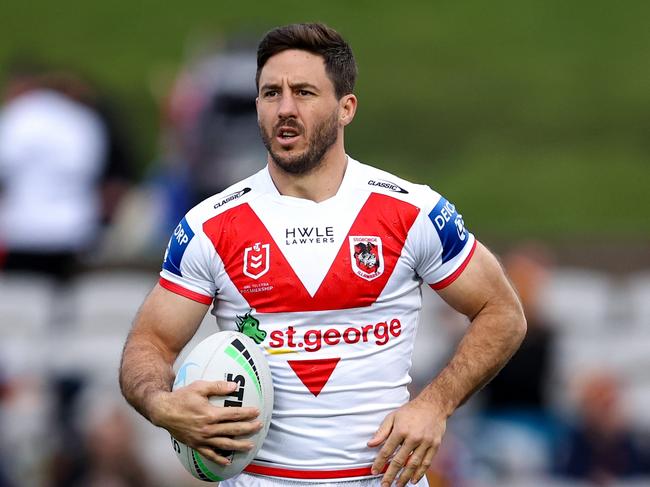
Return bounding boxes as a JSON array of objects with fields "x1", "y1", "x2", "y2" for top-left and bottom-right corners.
[{"x1": 120, "y1": 23, "x2": 526, "y2": 487}]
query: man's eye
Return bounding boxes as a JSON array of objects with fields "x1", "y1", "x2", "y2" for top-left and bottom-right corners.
[
  {"x1": 264, "y1": 90, "x2": 278, "y2": 97},
  {"x1": 298, "y1": 90, "x2": 313, "y2": 96}
]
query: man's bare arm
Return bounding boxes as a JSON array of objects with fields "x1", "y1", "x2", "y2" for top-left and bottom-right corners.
[
  {"x1": 119, "y1": 284, "x2": 208, "y2": 420},
  {"x1": 369, "y1": 242, "x2": 527, "y2": 487},
  {"x1": 425, "y1": 241, "x2": 527, "y2": 414},
  {"x1": 119, "y1": 283, "x2": 261, "y2": 465}
]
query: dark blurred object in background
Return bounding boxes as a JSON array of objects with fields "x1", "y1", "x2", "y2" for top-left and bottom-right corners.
[
  {"x1": 49, "y1": 398, "x2": 151, "y2": 487},
  {"x1": 47, "y1": 375, "x2": 86, "y2": 487},
  {"x1": 555, "y1": 371, "x2": 650, "y2": 482},
  {"x1": 482, "y1": 243, "x2": 556, "y2": 412},
  {"x1": 0, "y1": 60, "x2": 134, "y2": 282},
  {"x1": 0, "y1": 366, "x2": 14, "y2": 487},
  {"x1": 159, "y1": 33, "x2": 266, "y2": 216},
  {"x1": 79, "y1": 406, "x2": 151, "y2": 487}
]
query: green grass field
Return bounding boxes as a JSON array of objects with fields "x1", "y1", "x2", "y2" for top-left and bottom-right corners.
[{"x1": 1, "y1": 0, "x2": 648, "y2": 241}]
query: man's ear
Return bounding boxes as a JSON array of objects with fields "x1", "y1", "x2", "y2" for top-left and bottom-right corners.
[{"x1": 339, "y1": 94, "x2": 357, "y2": 127}]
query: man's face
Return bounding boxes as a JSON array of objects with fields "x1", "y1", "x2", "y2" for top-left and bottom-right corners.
[{"x1": 256, "y1": 49, "x2": 341, "y2": 175}]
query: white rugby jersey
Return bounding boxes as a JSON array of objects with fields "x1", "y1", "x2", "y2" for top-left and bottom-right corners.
[{"x1": 160, "y1": 157, "x2": 476, "y2": 481}]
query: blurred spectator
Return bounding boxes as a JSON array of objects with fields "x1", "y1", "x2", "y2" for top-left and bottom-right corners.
[
  {"x1": 159, "y1": 33, "x2": 266, "y2": 216},
  {"x1": 0, "y1": 62, "x2": 133, "y2": 282},
  {"x1": 47, "y1": 375, "x2": 86, "y2": 487},
  {"x1": 77, "y1": 405, "x2": 150, "y2": 487},
  {"x1": 426, "y1": 430, "x2": 472, "y2": 487},
  {"x1": 473, "y1": 243, "x2": 558, "y2": 477},
  {"x1": 0, "y1": 462, "x2": 10, "y2": 486},
  {"x1": 555, "y1": 371, "x2": 649, "y2": 483},
  {"x1": 481, "y1": 242, "x2": 556, "y2": 413},
  {"x1": 0, "y1": 372, "x2": 50, "y2": 487},
  {"x1": 49, "y1": 398, "x2": 151, "y2": 487}
]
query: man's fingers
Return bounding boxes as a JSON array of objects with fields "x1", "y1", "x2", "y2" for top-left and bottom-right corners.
[
  {"x1": 371, "y1": 428, "x2": 405, "y2": 476},
  {"x1": 206, "y1": 406, "x2": 260, "y2": 423},
  {"x1": 210, "y1": 420, "x2": 263, "y2": 438},
  {"x1": 396, "y1": 444, "x2": 429, "y2": 487},
  {"x1": 380, "y1": 438, "x2": 418, "y2": 487},
  {"x1": 187, "y1": 423, "x2": 262, "y2": 457},
  {"x1": 411, "y1": 446, "x2": 435, "y2": 485},
  {"x1": 203, "y1": 436, "x2": 256, "y2": 453},
  {"x1": 367, "y1": 413, "x2": 394, "y2": 448},
  {"x1": 192, "y1": 379, "x2": 238, "y2": 396},
  {"x1": 195, "y1": 446, "x2": 231, "y2": 466}
]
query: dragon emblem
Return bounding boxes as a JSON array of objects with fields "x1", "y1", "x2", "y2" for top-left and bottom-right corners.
[{"x1": 235, "y1": 311, "x2": 267, "y2": 344}]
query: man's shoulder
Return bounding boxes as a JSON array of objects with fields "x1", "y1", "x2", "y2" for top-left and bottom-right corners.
[
  {"x1": 350, "y1": 158, "x2": 441, "y2": 210},
  {"x1": 184, "y1": 168, "x2": 268, "y2": 228}
]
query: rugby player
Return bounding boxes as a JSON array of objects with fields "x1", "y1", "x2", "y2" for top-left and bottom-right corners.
[{"x1": 120, "y1": 23, "x2": 526, "y2": 487}]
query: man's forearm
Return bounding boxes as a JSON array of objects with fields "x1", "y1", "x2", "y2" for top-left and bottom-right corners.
[
  {"x1": 119, "y1": 331, "x2": 177, "y2": 424},
  {"x1": 418, "y1": 301, "x2": 526, "y2": 416}
]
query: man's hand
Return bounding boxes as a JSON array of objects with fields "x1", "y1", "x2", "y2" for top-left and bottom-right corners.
[
  {"x1": 151, "y1": 379, "x2": 262, "y2": 465},
  {"x1": 368, "y1": 396, "x2": 447, "y2": 487},
  {"x1": 119, "y1": 286, "x2": 265, "y2": 466}
]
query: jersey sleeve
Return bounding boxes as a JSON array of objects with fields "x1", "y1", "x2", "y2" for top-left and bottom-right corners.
[
  {"x1": 159, "y1": 215, "x2": 217, "y2": 305},
  {"x1": 410, "y1": 188, "x2": 477, "y2": 290}
]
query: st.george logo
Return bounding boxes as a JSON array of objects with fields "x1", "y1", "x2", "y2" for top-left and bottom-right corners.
[
  {"x1": 349, "y1": 236, "x2": 384, "y2": 281},
  {"x1": 243, "y1": 242, "x2": 270, "y2": 279}
]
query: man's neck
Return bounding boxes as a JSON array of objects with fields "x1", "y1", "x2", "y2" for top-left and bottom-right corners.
[{"x1": 268, "y1": 147, "x2": 348, "y2": 203}]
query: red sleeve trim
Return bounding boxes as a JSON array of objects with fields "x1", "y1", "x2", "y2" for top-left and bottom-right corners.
[
  {"x1": 159, "y1": 277, "x2": 213, "y2": 305},
  {"x1": 429, "y1": 239, "x2": 477, "y2": 291}
]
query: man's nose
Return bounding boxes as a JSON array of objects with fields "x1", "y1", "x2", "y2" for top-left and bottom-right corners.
[{"x1": 277, "y1": 92, "x2": 298, "y2": 119}]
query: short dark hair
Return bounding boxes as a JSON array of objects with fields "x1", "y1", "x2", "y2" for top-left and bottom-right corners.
[{"x1": 256, "y1": 23, "x2": 357, "y2": 99}]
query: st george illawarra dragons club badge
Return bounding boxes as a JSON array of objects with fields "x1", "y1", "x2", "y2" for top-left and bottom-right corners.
[{"x1": 349, "y1": 236, "x2": 384, "y2": 281}]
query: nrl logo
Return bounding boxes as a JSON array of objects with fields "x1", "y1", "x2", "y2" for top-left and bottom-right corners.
[
  {"x1": 349, "y1": 236, "x2": 384, "y2": 281},
  {"x1": 243, "y1": 242, "x2": 270, "y2": 279},
  {"x1": 235, "y1": 311, "x2": 266, "y2": 344}
]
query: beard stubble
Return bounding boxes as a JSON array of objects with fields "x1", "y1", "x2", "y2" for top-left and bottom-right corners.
[{"x1": 259, "y1": 109, "x2": 339, "y2": 175}]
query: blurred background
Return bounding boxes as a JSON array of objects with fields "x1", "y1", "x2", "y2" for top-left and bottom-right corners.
[{"x1": 0, "y1": 1, "x2": 648, "y2": 486}]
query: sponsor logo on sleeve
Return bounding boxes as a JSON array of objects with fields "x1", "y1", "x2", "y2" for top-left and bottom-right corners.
[
  {"x1": 213, "y1": 187, "x2": 252, "y2": 209},
  {"x1": 367, "y1": 179, "x2": 409, "y2": 194},
  {"x1": 428, "y1": 197, "x2": 469, "y2": 264},
  {"x1": 162, "y1": 218, "x2": 195, "y2": 277}
]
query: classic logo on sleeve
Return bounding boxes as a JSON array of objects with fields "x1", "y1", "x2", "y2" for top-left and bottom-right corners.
[
  {"x1": 367, "y1": 179, "x2": 409, "y2": 194},
  {"x1": 162, "y1": 218, "x2": 195, "y2": 277},
  {"x1": 428, "y1": 197, "x2": 468, "y2": 264},
  {"x1": 349, "y1": 236, "x2": 384, "y2": 281},
  {"x1": 213, "y1": 187, "x2": 252, "y2": 209}
]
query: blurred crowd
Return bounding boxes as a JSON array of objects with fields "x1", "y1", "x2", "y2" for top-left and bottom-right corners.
[
  {"x1": 413, "y1": 246, "x2": 650, "y2": 486},
  {"x1": 1, "y1": 37, "x2": 649, "y2": 487},
  {"x1": 0, "y1": 60, "x2": 134, "y2": 282}
]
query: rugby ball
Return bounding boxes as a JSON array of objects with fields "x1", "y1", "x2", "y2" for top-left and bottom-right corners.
[{"x1": 170, "y1": 331, "x2": 274, "y2": 482}]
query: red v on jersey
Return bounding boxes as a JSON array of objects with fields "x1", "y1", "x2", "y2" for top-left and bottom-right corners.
[
  {"x1": 287, "y1": 358, "x2": 340, "y2": 397},
  {"x1": 203, "y1": 193, "x2": 419, "y2": 313}
]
